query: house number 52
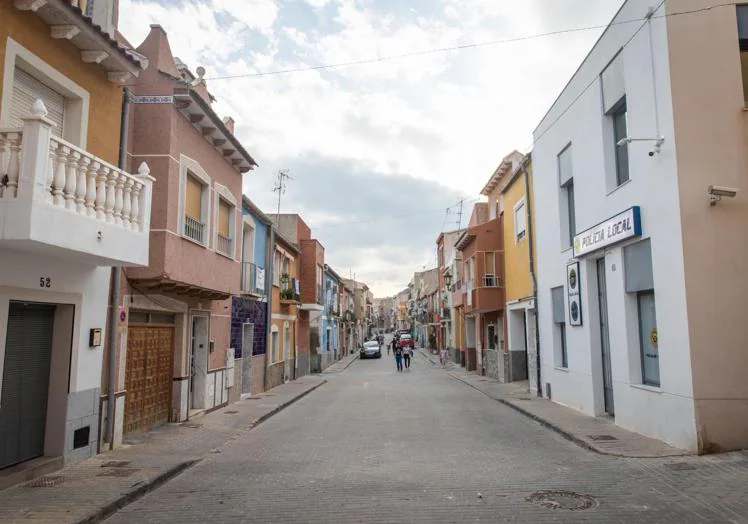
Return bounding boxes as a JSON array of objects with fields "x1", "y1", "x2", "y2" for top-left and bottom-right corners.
[{"x1": 39, "y1": 277, "x2": 51, "y2": 288}]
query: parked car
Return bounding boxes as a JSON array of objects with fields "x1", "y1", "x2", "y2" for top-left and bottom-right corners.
[{"x1": 360, "y1": 340, "x2": 382, "y2": 359}]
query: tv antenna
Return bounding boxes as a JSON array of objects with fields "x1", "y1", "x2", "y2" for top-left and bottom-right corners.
[
  {"x1": 272, "y1": 169, "x2": 292, "y2": 217},
  {"x1": 455, "y1": 198, "x2": 464, "y2": 230}
]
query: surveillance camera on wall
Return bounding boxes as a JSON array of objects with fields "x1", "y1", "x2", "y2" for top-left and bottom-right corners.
[{"x1": 708, "y1": 185, "x2": 739, "y2": 206}]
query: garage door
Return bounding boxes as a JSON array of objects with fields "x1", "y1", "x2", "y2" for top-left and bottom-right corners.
[{"x1": 124, "y1": 325, "x2": 174, "y2": 435}]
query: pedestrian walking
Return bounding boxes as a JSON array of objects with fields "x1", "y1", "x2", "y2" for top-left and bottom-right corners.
[
  {"x1": 403, "y1": 347, "x2": 411, "y2": 370},
  {"x1": 394, "y1": 344, "x2": 404, "y2": 372}
]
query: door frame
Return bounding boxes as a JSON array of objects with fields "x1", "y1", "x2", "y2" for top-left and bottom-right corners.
[
  {"x1": 189, "y1": 313, "x2": 210, "y2": 411},
  {"x1": 596, "y1": 257, "x2": 615, "y2": 416}
]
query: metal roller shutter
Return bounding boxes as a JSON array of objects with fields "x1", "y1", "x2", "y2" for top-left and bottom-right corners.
[
  {"x1": 0, "y1": 302, "x2": 55, "y2": 469},
  {"x1": 10, "y1": 67, "x2": 65, "y2": 137}
]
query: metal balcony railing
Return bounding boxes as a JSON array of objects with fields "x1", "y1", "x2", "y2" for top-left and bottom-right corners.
[
  {"x1": 184, "y1": 215, "x2": 205, "y2": 244},
  {"x1": 241, "y1": 262, "x2": 266, "y2": 296},
  {"x1": 216, "y1": 233, "x2": 233, "y2": 256}
]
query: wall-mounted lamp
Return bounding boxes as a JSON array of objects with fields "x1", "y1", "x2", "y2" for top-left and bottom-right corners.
[
  {"x1": 708, "y1": 185, "x2": 739, "y2": 206},
  {"x1": 617, "y1": 136, "x2": 665, "y2": 157}
]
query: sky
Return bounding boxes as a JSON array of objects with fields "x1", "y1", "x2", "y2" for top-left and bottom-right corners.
[{"x1": 118, "y1": 0, "x2": 624, "y2": 297}]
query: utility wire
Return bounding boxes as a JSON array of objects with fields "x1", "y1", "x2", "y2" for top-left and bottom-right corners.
[{"x1": 204, "y1": 4, "x2": 731, "y2": 81}]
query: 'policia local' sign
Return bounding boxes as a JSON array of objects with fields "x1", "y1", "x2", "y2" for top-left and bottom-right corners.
[{"x1": 573, "y1": 207, "x2": 642, "y2": 258}]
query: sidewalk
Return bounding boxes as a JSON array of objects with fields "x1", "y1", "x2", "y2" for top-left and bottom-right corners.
[
  {"x1": 323, "y1": 351, "x2": 359, "y2": 374},
  {"x1": 417, "y1": 348, "x2": 688, "y2": 458},
  {"x1": 0, "y1": 375, "x2": 327, "y2": 524}
]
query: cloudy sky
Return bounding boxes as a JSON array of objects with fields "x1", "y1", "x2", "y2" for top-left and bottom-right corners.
[{"x1": 119, "y1": 0, "x2": 624, "y2": 297}]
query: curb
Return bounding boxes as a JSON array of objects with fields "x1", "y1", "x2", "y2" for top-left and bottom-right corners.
[
  {"x1": 250, "y1": 379, "x2": 328, "y2": 428},
  {"x1": 76, "y1": 459, "x2": 199, "y2": 524},
  {"x1": 340, "y1": 354, "x2": 359, "y2": 370},
  {"x1": 447, "y1": 373, "x2": 689, "y2": 459},
  {"x1": 81, "y1": 380, "x2": 328, "y2": 523}
]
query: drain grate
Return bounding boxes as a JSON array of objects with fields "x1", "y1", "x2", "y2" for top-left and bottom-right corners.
[
  {"x1": 97, "y1": 468, "x2": 138, "y2": 478},
  {"x1": 26, "y1": 475, "x2": 64, "y2": 488},
  {"x1": 665, "y1": 462, "x2": 697, "y2": 471},
  {"x1": 527, "y1": 490, "x2": 597, "y2": 511},
  {"x1": 225, "y1": 410, "x2": 238, "y2": 415},
  {"x1": 182, "y1": 423, "x2": 203, "y2": 428},
  {"x1": 588, "y1": 434, "x2": 618, "y2": 441},
  {"x1": 101, "y1": 460, "x2": 131, "y2": 468}
]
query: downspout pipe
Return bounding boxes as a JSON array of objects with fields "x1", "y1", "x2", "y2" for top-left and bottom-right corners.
[
  {"x1": 264, "y1": 226, "x2": 275, "y2": 391},
  {"x1": 105, "y1": 87, "x2": 130, "y2": 446},
  {"x1": 523, "y1": 156, "x2": 542, "y2": 398}
]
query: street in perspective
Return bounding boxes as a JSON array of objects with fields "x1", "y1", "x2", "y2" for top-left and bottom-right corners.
[{"x1": 2, "y1": 0, "x2": 748, "y2": 522}]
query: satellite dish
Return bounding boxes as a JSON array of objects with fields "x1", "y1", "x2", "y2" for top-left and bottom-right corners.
[{"x1": 196, "y1": 66, "x2": 206, "y2": 79}]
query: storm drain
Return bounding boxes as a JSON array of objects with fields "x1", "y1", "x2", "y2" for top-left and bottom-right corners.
[
  {"x1": 588, "y1": 434, "x2": 618, "y2": 441},
  {"x1": 101, "y1": 460, "x2": 131, "y2": 468},
  {"x1": 527, "y1": 490, "x2": 597, "y2": 511},
  {"x1": 225, "y1": 410, "x2": 238, "y2": 415},
  {"x1": 26, "y1": 475, "x2": 64, "y2": 488},
  {"x1": 665, "y1": 462, "x2": 697, "y2": 471},
  {"x1": 182, "y1": 423, "x2": 203, "y2": 428},
  {"x1": 97, "y1": 468, "x2": 138, "y2": 478}
]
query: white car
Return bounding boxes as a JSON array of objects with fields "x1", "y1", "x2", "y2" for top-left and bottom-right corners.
[{"x1": 360, "y1": 340, "x2": 382, "y2": 359}]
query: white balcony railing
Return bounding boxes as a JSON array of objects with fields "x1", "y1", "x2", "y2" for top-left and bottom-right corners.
[
  {"x1": 0, "y1": 100, "x2": 153, "y2": 266},
  {"x1": 216, "y1": 232, "x2": 233, "y2": 256},
  {"x1": 184, "y1": 215, "x2": 205, "y2": 244}
]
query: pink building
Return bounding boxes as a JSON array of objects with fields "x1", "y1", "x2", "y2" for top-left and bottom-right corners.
[{"x1": 104, "y1": 25, "x2": 256, "y2": 445}]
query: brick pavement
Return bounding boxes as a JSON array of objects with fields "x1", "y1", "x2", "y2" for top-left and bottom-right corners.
[
  {"x1": 0, "y1": 375, "x2": 326, "y2": 524},
  {"x1": 106, "y1": 350, "x2": 748, "y2": 523},
  {"x1": 418, "y1": 348, "x2": 687, "y2": 458}
]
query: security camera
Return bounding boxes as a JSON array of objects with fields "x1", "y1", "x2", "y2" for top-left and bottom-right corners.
[
  {"x1": 648, "y1": 150, "x2": 656, "y2": 157},
  {"x1": 708, "y1": 185, "x2": 739, "y2": 198}
]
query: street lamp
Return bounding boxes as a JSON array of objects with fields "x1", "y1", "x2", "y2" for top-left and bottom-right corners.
[{"x1": 445, "y1": 271, "x2": 453, "y2": 291}]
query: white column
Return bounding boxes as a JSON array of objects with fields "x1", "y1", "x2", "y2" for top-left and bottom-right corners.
[
  {"x1": 113, "y1": 172, "x2": 124, "y2": 225},
  {"x1": 136, "y1": 162, "x2": 153, "y2": 233},
  {"x1": 85, "y1": 160, "x2": 98, "y2": 217},
  {"x1": 46, "y1": 140, "x2": 57, "y2": 204},
  {"x1": 95, "y1": 164, "x2": 108, "y2": 220},
  {"x1": 130, "y1": 180, "x2": 141, "y2": 230},
  {"x1": 52, "y1": 145, "x2": 68, "y2": 207},
  {"x1": 105, "y1": 167, "x2": 117, "y2": 222},
  {"x1": 75, "y1": 155, "x2": 90, "y2": 214},
  {"x1": 64, "y1": 149, "x2": 80, "y2": 211},
  {"x1": 4, "y1": 133, "x2": 21, "y2": 199},
  {"x1": 121, "y1": 176, "x2": 132, "y2": 228},
  {"x1": 19, "y1": 99, "x2": 55, "y2": 204}
]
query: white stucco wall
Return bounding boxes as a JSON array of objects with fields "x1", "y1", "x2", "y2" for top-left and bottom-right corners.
[
  {"x1": 0, "y1": 249, "x2": 110, "y2": 395},
  {"x1": 532, "y1": 0, "x2": 697, "y2": 450}
]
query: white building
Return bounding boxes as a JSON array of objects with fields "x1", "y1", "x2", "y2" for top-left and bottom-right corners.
[
  {"x1": 0, "y1": 1, "x2": 150, "y2": 479},
  {"x1": 533, "y1": 0, "x2": 748, "y2": 452}
]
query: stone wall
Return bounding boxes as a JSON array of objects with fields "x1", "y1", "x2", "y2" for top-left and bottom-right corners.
[{"x1": 484, "y1": 349, "x2": 500, "y2": 380}]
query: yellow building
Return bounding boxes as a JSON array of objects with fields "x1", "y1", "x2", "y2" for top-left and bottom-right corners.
[
  {"x1": 269, "y1": 230, "x2": 300, "y2": 390},
  {"x1": 501, "y1": 156, "x2": 540, "y2": 393}
]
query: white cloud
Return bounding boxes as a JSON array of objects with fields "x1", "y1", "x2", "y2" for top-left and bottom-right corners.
[{"x1": 118, "y1": 0, "x2": 625, "y2": 296}]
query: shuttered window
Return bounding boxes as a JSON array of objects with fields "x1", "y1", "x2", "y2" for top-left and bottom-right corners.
[
  {"x1": 217, "y1": 199, "x2": 231, "y2": 237},
  {"x1": 11, "y1": 68, "x2": 65, "y2": 137},
  {"x1": 185, "y1": 174, "x2": 203, "y2": 220}
]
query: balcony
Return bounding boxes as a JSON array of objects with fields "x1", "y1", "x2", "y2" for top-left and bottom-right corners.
[
  {"x1": 216, "y1": 232, "x2": 233, "y2": 257},
  {"x1": 465, "y1": 276, "x2": 505, "y2": 314},
  {"x1": 0, "y1": 102, "x2": 153, "y2": 266},
  {"x1": 241, "y1": 262, "x2": 266, "y2": 297},
  {"x1": 184, "y1": 215, "x2": 205, "y2": 244}
]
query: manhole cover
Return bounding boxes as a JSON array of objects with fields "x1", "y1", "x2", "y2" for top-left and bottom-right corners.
[
  {"x1": 101, "y1": 460, "x2": 131, "y2": 468},
  {"x1": 588, "y1": 434, "x2": 618, "y2": 441},
  {"x1": 225, "y1": 410, "x2": 238, "y2": 414},
  {"x1": 665, "y1": 462, "x2": 697, "y2": 471},
  {"x1": 26, "y1": 475, "x2": 64, "y2": 488},
  {"x1": 97, "y1": 468, "x2": 138, "y2": 477},
  {"x1": 182, "y1": 423, "x2": 203, "y2": 428},
  {"x1": 527, "y1": 490, "x2": 597, "y2": 511}
]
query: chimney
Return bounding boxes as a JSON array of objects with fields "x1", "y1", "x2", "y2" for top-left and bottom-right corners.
[{"x1": 222, "y1": 116, "x2": 235, "y2": 134}]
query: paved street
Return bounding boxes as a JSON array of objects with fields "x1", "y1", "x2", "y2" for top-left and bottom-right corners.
[{"x1": 106, "y1": 342, "x2": 748, "y2": 523}]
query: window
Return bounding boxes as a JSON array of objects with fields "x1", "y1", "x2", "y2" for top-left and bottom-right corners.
[
  {"x1": 271, "y1": 327, "x2": 279, "y2": 362},
  {"x1": 637, "y1": 291, "x2": 659, "y2": 386},
  {"x1": 216, "y1": 198, "x2": 233, "y2": 256},
  {"x1": 484, "y1": 252, "x2": 497, "y2": 287},
  {"x1": 551, "y1": 286, "x2": 567, "y2": 368},
  {"x1": 281, "y1": 256, "x2": 290, "y2": 289},
  {"x1": 611, "y1": 99, "x2": 629, "y2": 185},
  {"x1": 558, "y1": 145, "x2": 575, "y2": 249},
  {"x1": 738, "y1": 6, "x2": 748, "y2": 104},
  {"x1": 11, "y1": 67, "x2": 65, "y2": 137},
  {"x1": 184, "y1": 173, "x2": 206, "y2": 243},
  {"x1": 514, "y1": 198, "x2": 527, "y2": 241}
]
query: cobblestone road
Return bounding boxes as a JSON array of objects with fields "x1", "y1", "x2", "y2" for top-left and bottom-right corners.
[{"x1": 106, "y1": 348, "x2": 748, "y2": 523}]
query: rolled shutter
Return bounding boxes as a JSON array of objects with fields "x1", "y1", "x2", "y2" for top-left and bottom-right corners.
[
  {"x1": 185, "y1": 175, "x2": 202, "y2": 220},
  {"x1": 218, "y1": 199, "x2": 231, "y2": 236},
  {"x1": 11, "y1": 68, "x2": 65, "y2": 137}
]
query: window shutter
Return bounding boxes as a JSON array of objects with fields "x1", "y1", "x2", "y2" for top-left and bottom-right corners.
[
  {"x1": 185, "y1": 175, "x2": 202, "y2": 220},
  {"x1": 218, "y1": 199, "x2": 231, "y2": 236},
  {"x1": 11, "y1": 68, "x2": 65, "y2": 137},
  {"x1": 551, "y1": 286, "x2": 566, "y2": 323}
]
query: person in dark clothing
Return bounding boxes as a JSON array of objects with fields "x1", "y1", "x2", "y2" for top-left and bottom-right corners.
[
  {"x1": 403, "y1": 347, "x2": 411, "y2": 369},
  {"x1": 393, "y1": 344, "x2": 404, "y2": 371}
]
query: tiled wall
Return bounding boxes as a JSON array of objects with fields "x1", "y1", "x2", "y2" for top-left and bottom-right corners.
[{"x1": 230, "y1": 297, "x2": 267, "y2": 357}]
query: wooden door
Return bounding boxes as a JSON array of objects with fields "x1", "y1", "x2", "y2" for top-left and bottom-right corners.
[{"x1": 124, "y1": 326, "x2": 174, "y2": 435}]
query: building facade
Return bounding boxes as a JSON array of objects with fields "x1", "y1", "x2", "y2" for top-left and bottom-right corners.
[
  {"x1": 533, "y1": 0, "x2": 748, "y2": 452},
  {"x1": 0, "y1": 0, "x2": 148, "y2": 474},
  {"x1": 231, "y1": 196, "x2": 271, "y2": 397},
  {"x1": 116, "y1": 25, "x2": 255, "y2": 440},
  {"x1": 322, "y1": 265, "x2": 342, "y2": 363},
  {"x1": 268, "y1": 230, "x2": 300, "y2": 389}
]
